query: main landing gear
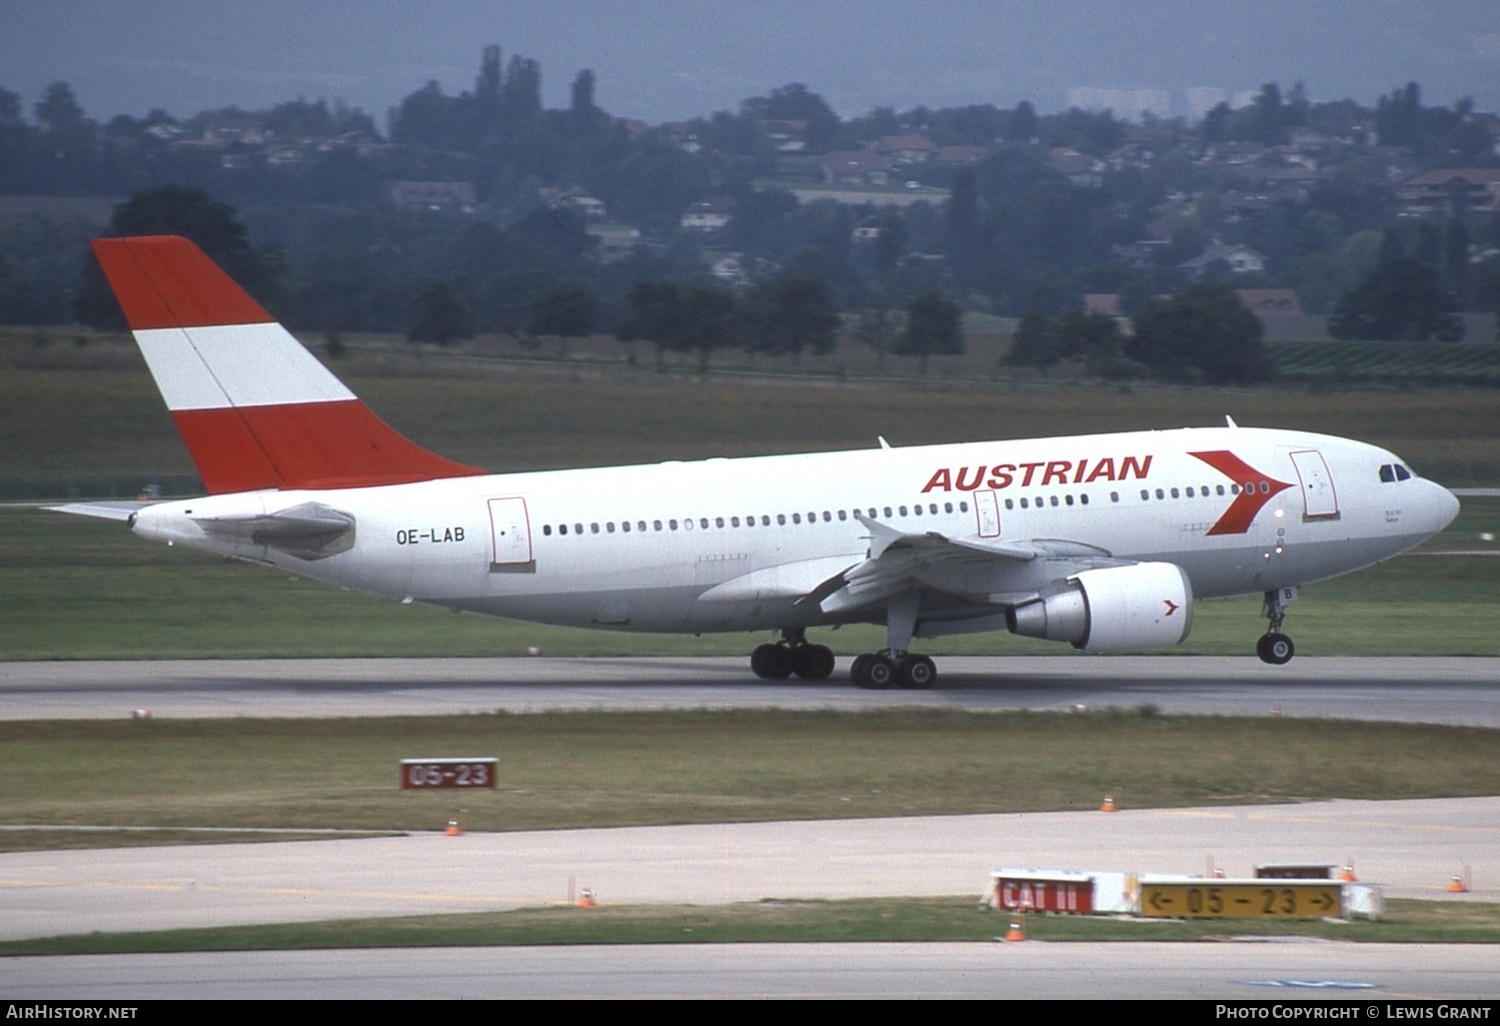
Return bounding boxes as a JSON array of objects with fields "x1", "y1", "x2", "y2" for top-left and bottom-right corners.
[
  {"x1": 1256, "y1": 587, "x2": 1296, "y2": 665},
  {"x1": 750, "y1": 628, "x2": 835, "y2": 680},
  {"x1": 849, "y1": 590, "x2": 938, "y2": 690},
  {"x1": 849, "y1": 651, "x2": 936, "y2": 690}
]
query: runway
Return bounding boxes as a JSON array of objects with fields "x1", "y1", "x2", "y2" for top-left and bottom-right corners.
[
  {"x1": 8, "y1": 942, "x2": 1499, "y2": 999},
  {"x1": 3, "y1": 656, "x2": 1496, "y2": 998},
  {"x1": 3, "y1": 655, "x2": 1499, "y2": 725}
]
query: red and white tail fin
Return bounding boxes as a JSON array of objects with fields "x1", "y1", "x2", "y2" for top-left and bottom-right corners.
[{"x1": 92, "y1": 235, "x2": 484, "y2": 494}]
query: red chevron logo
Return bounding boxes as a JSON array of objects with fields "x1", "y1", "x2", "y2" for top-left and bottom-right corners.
[{"x1": 1189, "y1": 450, "x2": 1294, "y2": 536}]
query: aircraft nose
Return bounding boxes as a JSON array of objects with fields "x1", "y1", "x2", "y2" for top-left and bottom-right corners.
[{"x1": 1428, "y1": 480, "x2": 1461, "y2": 534}]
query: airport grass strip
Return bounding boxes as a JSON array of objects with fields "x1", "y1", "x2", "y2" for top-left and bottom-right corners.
[
  {"x1": 1, "y1": 711, "x2": 1497, "y2": 848},
  {"x1": 2, "y1": 897, "x2": 1497, "y2": 955}
]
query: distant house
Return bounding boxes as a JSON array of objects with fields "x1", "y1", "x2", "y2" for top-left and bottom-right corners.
[
  {"x1": 1395, "y1": 168, "x2": 1500, "y2": 216},
  {"x1": 1179, "y1": 243, "x2": 1265, "y2": 278},
  {"x1": 823, "y1": 150, "x2": 891, "y2": 186},
  {"x1": 1047, "y1": 147, "x2": 1105, "y2": 188},
  {"x1": 761, "y1": 119, "x2": 809, "y2": 152},
  {"x1": 875, "y1": 135, "x2": 936, "y2": 164},
  {"x1": 1234, "y1": 289, "x2": 1305, "y2": 318},
  {"x1": 935, "y1": 145, "x2": 990, "y2": 167},
  {"x1": 388, "y1": 181, "x2": 477, "y2": 213},
  {"x1": 681, "y1": 197, "x2": 733, "y2": 232},
  {"x1": 1083, "y1": 293, "x2": 1123, "y2": 318}
]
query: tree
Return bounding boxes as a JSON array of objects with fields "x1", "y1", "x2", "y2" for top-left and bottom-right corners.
[
  {"x1": 1126, "y1": 286, "x2": 1271, "y2": 384},
  {"x1": 893, "y1": 292, "x2": 963, "y2": 372},
  {"x1": 1328, "y1": 258, "x2": 1463, "y2": 341},
  {"x1": 77, "y1": 185, "x2": 275, "y2": 328},
  {"x1": 525, "y1": 283, "x2": 597, "y2": 352},
  {"x1": 1007, "y1": 310, "x2": 1060, "y2": 369},
  {"x1": 738, "y1": 276, "x2": 840, "y2": 362},
  {"x1": 408, "y1": 281, "x2": 473, "y2": 346}
]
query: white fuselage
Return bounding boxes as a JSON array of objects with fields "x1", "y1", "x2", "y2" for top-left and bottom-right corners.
[{"x1": 131, "y1": 425, "x2": 1459, "y2": 642}]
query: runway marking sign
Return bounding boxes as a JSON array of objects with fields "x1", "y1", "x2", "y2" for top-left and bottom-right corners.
[
  {"x1": 1142, "y1": 880, "x2": 1339, "y2": 919},
  {"x1": 400, "y1": 757, "x2": 497, "y2": 789}
]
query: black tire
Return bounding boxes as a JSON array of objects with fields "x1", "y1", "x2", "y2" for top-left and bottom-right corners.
[
  {"x1": 764, "y1": 645, "x2": 794, "y2": 679},
  {"x1": 850, "y1": 653, "x2": 873, "y2": 688},
  {"x1": 751, "y1": 643, "x2": 776, "y2": 679},
  {"x1": 898, "y1": 654, "x2": 936, "y2": 689},
  {"x1": 1261, "y1": 632, "x2": 1294, "y2": 665},
  {"x1": 864, "y1": 654, "x2": 897, "y2": 689},
  {"x1": 793, "y1": 644, "x2": 836, "y2": 680},
  {"x1": 752, "y1": 643, "x2": 793, "y2": 679}
]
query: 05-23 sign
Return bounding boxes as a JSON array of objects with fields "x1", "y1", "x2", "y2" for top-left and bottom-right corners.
[{"x1": 400, "y1": 757, "x2": 498, "y2": 789}]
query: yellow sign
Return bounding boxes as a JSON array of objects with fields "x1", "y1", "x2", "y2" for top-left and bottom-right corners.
[{"x1": 1142, "y1": 882, "x2": 1339, "y2": 919}]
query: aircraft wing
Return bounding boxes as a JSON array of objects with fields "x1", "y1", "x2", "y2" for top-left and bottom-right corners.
[{"x1": 699, "y1": 511, "x2": 1121, "y2": 618}]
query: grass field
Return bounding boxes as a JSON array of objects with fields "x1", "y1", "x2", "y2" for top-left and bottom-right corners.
[
  {"x1": 5, "y1": 328, "x2": 1500, "y2": 489},
  {"x1": 3, "y1": 711, "x2": 1497, "y2": 849},
  {"x1": 3, "y1": 897, "x2": 1496, "y2": 955}
]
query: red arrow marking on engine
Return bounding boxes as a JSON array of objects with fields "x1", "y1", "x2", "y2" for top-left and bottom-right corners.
[
  {"x1": 1163, "y1": 599, "x2": 1180, "y2": 616},
  {"x1": 1189, "y1": 450, "x2": 1294, "y2": 536}
]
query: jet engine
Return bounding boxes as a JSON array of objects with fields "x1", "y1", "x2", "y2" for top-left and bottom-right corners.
[{"x1": 1005, "y1": 562, "x2": 1193, "y2": 653}]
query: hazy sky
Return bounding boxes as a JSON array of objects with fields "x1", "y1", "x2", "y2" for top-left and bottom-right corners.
[{"x1": 6, "y1": 1, "x2": 1500, "y2": 126}]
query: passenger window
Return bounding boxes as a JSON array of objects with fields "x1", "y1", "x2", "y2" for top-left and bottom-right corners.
[{"x1": 544, "y1": 524, "x2": 553, "y2": 536}]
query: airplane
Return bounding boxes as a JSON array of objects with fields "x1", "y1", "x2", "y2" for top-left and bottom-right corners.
[{"x1": 56, "y1": 234, "x2": 1461, "y2": 689}]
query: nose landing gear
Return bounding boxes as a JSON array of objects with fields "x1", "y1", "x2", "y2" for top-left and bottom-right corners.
[{"x1": 1257, "y1": 587, "x2": 1297, "y2": 665}]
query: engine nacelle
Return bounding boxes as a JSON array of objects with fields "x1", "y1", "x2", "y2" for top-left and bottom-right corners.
[{"x1": 1006, "y1": 562, "x2": 1194, "y2": 653}]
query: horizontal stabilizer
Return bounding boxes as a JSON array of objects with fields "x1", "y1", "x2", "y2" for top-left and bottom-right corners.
[{"x1": 45, "y1": 500, "x2": 149, "y2": 522}]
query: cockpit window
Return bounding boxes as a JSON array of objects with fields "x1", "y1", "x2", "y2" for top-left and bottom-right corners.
[{"x1": 1379, "y1": 463, "x2": 1414, "y2": 483}]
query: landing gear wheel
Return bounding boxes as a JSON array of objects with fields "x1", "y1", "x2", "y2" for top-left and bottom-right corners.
[
  {"x1": 850, "y1": 654, "x2": 874, "y2": 688},
  {"x1": 1257, "y1": 633, "x2": 1294, "y2": 665},
  {"x1": 898, "y1": 654, "x2": 937, "y2": 690},
  {"x1": 862, "y1": 654, "x2": 897, "y2": 690},
  {"x1": 751, "y1": 643, "x2": 793, "y2": 679},
  {"x1": 792, "y1": 644, "x2": 836, "y2": 680}
]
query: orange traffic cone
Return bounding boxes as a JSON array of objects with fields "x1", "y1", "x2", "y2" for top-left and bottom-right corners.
[
  {"x1": 1100, "y1": 794, "x2": 1117, "y2": 812},
  {"x1": 1005, "y1": 916, "x2": 1025, "y2": 942},
  {"x1": 1338, "y1": 862, "x2": 1356, "y2": 882},
  {"x1": 445, "y1": 818, "x2": 462, "y2": 836},
  {"x1": 1448, "y1": 864, "x2": 1471, "y2": 893},
  {"x1": 579, "y1": 887, "x2": 597, "y2": 908}
]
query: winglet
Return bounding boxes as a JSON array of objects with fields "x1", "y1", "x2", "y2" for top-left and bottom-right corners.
[{"x1": 92, "y1": 236, "x2": 485, "y2": 494}]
